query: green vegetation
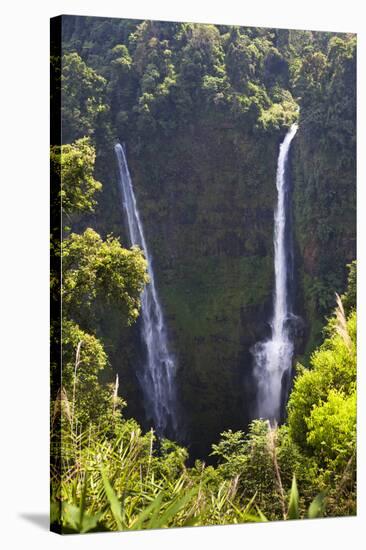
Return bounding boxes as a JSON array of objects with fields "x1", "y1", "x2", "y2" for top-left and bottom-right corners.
[
  {"x1": 61, "y1": 53, "x2": 108, "y2": 143},
  {"x1": 62, "y1": 229, "x2": 147, "y2": 325},
  {"x1": 51, "y1": 131, "x2": 356, "y2": 531},
  {"x1": 51, "y1": 17, "x2": 356, "y2": 532},
  {"x1": 50, "y1": 137, "x2": 102, "y2": 216},
  {"x1": 291, "y1": 34, "x2": 356, "y2": 356},
  {"x1": 51, "y1": 259, "x2": 356, "y2": 531}
]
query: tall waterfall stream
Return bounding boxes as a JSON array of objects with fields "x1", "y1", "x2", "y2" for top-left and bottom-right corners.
[
  {"x1": 114, "y1": 143, "x2": 178, "y2": 437},
  {"x1": 252, "y1": 124, "x2": 298, "y2": 423}
]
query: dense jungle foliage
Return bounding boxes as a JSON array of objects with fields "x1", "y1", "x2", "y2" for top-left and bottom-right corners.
[{"x1": 50, "y1": 16, "x2": 356, "y2": 532}]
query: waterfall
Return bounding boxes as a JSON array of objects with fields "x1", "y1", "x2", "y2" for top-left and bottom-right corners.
[
  {"x1": 252, "y1": 124, "x2": 298, "y2": 423},
  {"x1": 114, "y1": 143, "x2": 178, "y2": 437}
]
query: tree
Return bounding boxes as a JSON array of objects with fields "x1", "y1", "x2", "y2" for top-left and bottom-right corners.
[
  {"x1": 211, "y1": 423, "x2": 283, "y2": 519},
  {"x1": 62, "y1": 228, "x2": 148, "y2": 327},
  {"x1": 179, "y1": 24, "x2": 226, "y2": 106},
  {"x1": 226, "y1": 30, "x2": 260, "y2": 92},
  {"x1": 293, "y1": 50, "x2": 328, "y2": 108},
  {"x1": 61, "y1": 52, "x2": 108, "y2": 142},
  {"x1": 50, "y1": 137, "x2": 102, "y2": 217},
  {"x1": 306, "y1": 389, "x2": 356, "y2": 470},
  {"x1": 59, "y1": 320, "x2": 125, "y2": 429},
  {"x1": 287, "y1": 303, "x2": 356, "y2": 459}
]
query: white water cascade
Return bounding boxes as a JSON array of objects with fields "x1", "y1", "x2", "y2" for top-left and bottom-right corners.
[
  {"x1": 252, "y1": 124, "x2": 298, "y2": 423},
  {"x1": 114, "y1": 143, "x2": 178, "y2": 437}
]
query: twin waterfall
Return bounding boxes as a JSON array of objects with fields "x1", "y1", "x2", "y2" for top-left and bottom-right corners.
[
  {"x1": 252, "y1": 124, "x2": 298, "y2": 423},
  {"x1": 114, "y1": 144, "x2": 177, "y2": 438},
  {"x1": 115, "y1": 125, "x2": 298, "y2": 436}
]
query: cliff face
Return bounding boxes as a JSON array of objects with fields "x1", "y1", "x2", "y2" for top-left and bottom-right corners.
[
  {"x1": 93, "y1": 119, "x2": 355, "y2": 459},
  {"x1": 295, "y1": 136, "x2": 356, "y2": 350},
  {"x1": 94, "y1": 122, "x2": 286, "y2": 457}
]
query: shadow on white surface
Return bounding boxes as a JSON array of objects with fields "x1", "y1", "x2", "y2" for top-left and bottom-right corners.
[{"x1": 20, "y1": 513, "x2": 49, "y2": 531}]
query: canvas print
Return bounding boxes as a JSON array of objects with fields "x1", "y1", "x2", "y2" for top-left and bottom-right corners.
[{"x1": 50, "y1": 15, "x2": 356, "y2": 534}]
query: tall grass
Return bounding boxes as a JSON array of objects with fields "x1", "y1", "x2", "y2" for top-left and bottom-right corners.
[
  {"x1": 50, "y1": 418, "x2": 263, "y2": 532},
  {"x1": 51, "y1": 410, "x2": 325, "y2": 533}
]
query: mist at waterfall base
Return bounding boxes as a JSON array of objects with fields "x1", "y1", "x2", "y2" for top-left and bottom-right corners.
[
  {"x1": 252, "y1": 124, "x2": 299, "y2": 425},
  {"x1": 114, "y1": 143, "x2": 179, "y2": 440}
]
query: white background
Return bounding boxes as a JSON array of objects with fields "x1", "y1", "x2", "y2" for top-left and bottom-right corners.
[{"x1": 0, "y1": 0, "x2": 364, "y2": 548}]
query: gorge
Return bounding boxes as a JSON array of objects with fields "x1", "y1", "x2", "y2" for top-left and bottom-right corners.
[
  {"x1": 115, "y1": 125, "x2": 299, "y2": 438},
  {"x1": 59, "y1": 16, "x2": 356, "y2": 460}
]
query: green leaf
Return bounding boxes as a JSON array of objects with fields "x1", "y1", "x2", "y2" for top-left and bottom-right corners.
[
  {"x1": 129, "y1": 492, "x2": 164, "y2": 530},
  {"x1": 101, "y1": 468, "x2": 124, "y2": 530},
  {"x1": 79, "y1": 471, "x2": 88, "y2": 529},
  {"x1": 62, "y1": 502, "x2": 103, "y2": 533},
  {"x1": 308, "y1": 492, "x2": 326, "y2": 519},
  {"x1": 50, "y1": 501, "x2": 60, "y2": 525},
  {"x1": 62, "y1": 503, "x2": 80, "y2": 531},
  {"x1": 288, "y1": 475, "x2": 299, "y2": 520},
  {"x1": 255, "y1": 505, "x2": 268, "y2": 522},
  {"x1": 152, "y1": 488, "x2": 197, "y2": 528},
  {"x1": 79, "y1": 512, "x2": 104, "y2": 533}
]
